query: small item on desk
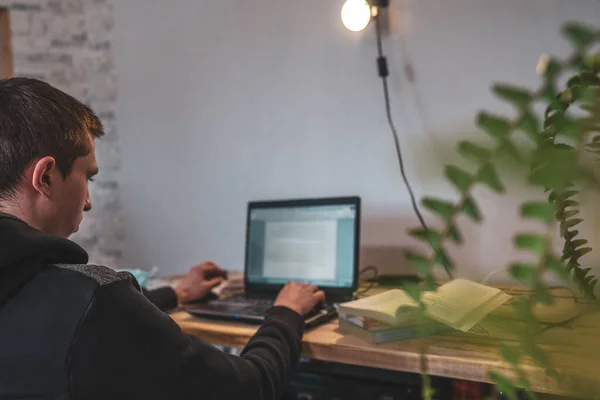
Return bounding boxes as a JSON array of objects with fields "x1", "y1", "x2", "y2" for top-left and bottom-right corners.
[
  {"x1": 116, "y1": 266, "x2": 159, "y2": 288},
  {"x1": 211, "y1": 271, "x2": 244, "y2": 297},
  {"x1": 338, "y1": 279, "x2": 512, "y2": 333}
]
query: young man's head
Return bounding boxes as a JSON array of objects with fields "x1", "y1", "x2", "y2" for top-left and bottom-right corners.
[{"x1": 0, "y1": 77, "x2": 104, "y2": 238}]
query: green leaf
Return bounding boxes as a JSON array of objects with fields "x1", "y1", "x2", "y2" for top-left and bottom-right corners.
[
  {"x1": 572, "y1": 247, "x2": 592, "y2": 260},
  {"x1": 566, "y1": 259, "x2": 579, "y2": 271},
  {"x1": 555, "y1": 190, "x2": 579, "y2": 202},
  {"x1": 422, "y1": 275, "x2": 437, "y2": 291},
  {"x1": 570, "y1": 54, "x2": 586, "y2": 71},
  {"x1": 544, "y1": 109, "x2": 561, "y2": 129},
  {"x1": 406, "y1": 252, "x2": 430, "y2": 276},
  {"x1": 531, "y1": 168, "x2": 568, "y2": 191},
  {"x1": 575, "y1": 267, "x2": 592, "y2": 281},
  {"x1": 540, "y1": 127, "x2": 556, "y2": 142},
  {"x1": 565, "y1": 229, "x2": 579, "y2": 240},
  {"x1": 448, "y1": 224, "x2": 462, "y2": 244},
  {"x1": 562, "y1": 23, "x2": 597, "y2": 48},
  {"x1": 516, "y1": 375, "x2": 536, "y2": 400},
  {"x1": 510, "y1": 263, "x2": 536, "y2": 283},
  {"x1": 543, "y1": 85, "x2": 563, "y2": 111},
  {"x1": 521, "y1": 201, "x2": 554, "y2": 224},
  {"x1": 403, "y1": 281, "x2": 422, "y2": 302},
  {"x1": 542, "y1": 57, "x2": 561, "y2": 80},
  {"x1": 525, "y1": 342, "x2": 553, "y2": 372},
  {"x1": 499, "y1": 139, "x2": 523, "y2": 162},
  {"x1": 535, "y1": 283, "x2": 553, "y2": 305},
  {"x1": 515, "y1": 234, "x2": 546, "y2": 254},
  {"x1": 530, "y1": 144, "x2": 576, "y2": 190},
  {"x1": 559, "y1": 221, "x2": 570, "y2": 239},
  {"x1": 557, "y1": 116, "x2": 583, "y2": 139},
  {"x1": 490, "y1": 372, "x2": 517, "y2": 400},
  {"x1": 567, "y1": 76, "x2": 582, "y2": 89},
  {"x1": 561, "y1": 209, "x2": 580, "y2": 219},
  {"x1": 434, "y1": 248, "x2": 453, "y2": 273},
  {"x1": 561, "y1": 199, "x2": 580, "y2": 208},
  {"x1": 479, "y1": 164, "x2": 504, "y2": 193},
  {"x1": 463, "y1": 196, "x2": 482, "y2": 222},
  {"x1": 445, "y1": 165, "x2": 472, "y2": 192},
  {"x1": 563, "y1": 238, "x2": 587, "y2": 254},
  {"x1": 548, "y1": 106, "x2": 563, "y2": 120},
  {"x1": 408, "y1": 228, "x2": 441, "y2": 247},
  {"x1": 579, "y1": 86, "x2": 600, "y2": 103},
  {"x1": 512, "y1": 296, "x2": 537, "y2": 322},
  {"x1": 477, "y1": 112, "x2": 511, "y2": 138},
  {"x1": 559, "y1": 88, "x2": 574, "y2": 104},
  {"x1": 580, "y1": 72, "x2": 600, "y2": 85},
  {"x1": 544, "y1": 86, "x2": 563, "y2": 108},
  {"x1": 422, "y1": 198, "x2": 454, "y2": 221},
  {"x1": 493, "y1": 84, "x2": 534, "y2": 108},
  {"x1": 566, "y1": 218, "x2": 584, "y2": 229},
  {"x1": 500, "y1": 345, "x2": 521, "y2": 365},
  {"x1": 585, "y1": 53, "x2": 600, "y2": 71},
  {"x1": 570, "y1": 239, "x2": 588, "y2": 248},
  {"x1": 458, "y1": 141, "x2": 492, "y2": 163},
  {"x1": 518, "y1": 112, "x2": 541, "y2": 142}
]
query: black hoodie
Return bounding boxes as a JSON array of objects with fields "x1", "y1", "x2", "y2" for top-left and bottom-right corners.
[
  {"x1": 0, "y1": 212, "x2": 88, "y2": 307},
  {"x1": 0, "y1": 213, "x2": 304, "y2": 399}
]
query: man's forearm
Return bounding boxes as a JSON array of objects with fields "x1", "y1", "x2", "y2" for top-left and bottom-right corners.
[{"x1": 142, "y1": 286, "x2": 178, "y2": 311}]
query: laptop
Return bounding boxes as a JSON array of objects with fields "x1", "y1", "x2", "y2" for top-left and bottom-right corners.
[{"x1": 185, "y1": 196, "x2": 361, "y2": 329}]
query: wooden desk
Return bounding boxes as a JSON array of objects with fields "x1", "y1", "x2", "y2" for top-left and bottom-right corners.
[{"x1": 171, "y1": 286, "x2": 600, "y2": 397}]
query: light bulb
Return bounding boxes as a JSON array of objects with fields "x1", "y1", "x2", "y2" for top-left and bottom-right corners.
[{"x1": 341, "y1": 0, "x2": 372, "y2": 32}]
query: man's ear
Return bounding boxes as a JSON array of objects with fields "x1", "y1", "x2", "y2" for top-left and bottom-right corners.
[{"x1": 31, "y1": 157, "x2": 58, "y2": 197}]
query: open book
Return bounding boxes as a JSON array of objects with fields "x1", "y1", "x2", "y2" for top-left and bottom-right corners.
[{"x1": 338, "y1": 279, "x2": 512, "y2": 332}]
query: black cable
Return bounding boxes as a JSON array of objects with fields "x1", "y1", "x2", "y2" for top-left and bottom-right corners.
[
  {"x1": 373, "y1": 11, "x2": 429, "y2": 233},
  {"x1": 359, "y1": 265, "x2": 379, "y2": 280},
  {"x1": 357, "y1": 265, "x2": 379, "y2": 296}
]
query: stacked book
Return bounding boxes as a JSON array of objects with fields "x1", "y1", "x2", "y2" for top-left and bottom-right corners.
[{"x1": 337, "y1": 279, "x2": 513, "y2": 344}]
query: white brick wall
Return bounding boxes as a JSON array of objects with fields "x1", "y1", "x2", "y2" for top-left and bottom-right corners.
[{"x1": 1, "y1": 0, "x2": 124, "y2": 268}]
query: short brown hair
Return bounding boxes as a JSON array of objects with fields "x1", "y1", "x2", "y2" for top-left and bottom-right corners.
[{"x1": 0, "y1": 77, "x2": 104, "y2": 200}]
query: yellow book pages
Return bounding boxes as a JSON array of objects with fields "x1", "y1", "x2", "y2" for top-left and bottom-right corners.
[
  {"x1": 337, "y1": 289, "x2": 418, "y2": 326},
  {"x1": 422, "y1": 279, "x2": 512, "y2": 331}
]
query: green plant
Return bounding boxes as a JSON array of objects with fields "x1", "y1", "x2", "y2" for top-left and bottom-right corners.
[{"x1": 405, "y1": 22, "x2": 600, "y2": 399}]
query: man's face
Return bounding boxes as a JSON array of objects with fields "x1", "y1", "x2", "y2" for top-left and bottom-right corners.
[{"x1": 49, "y1": 140, "x2": 98, "y2": 238}]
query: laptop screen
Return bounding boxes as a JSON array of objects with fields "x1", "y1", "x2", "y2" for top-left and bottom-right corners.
[{"x1": 246, "y1": 202, "x2": 357, "y2": 289}]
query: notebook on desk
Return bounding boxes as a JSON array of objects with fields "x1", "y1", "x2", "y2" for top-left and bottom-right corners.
[{"x1": 185, "y1": 196, "x2": 361, "y2": 329}]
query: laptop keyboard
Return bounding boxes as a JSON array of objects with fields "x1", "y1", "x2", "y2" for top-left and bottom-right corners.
[
  {"x1": 214, "y1": 296, "x2": 330, "y2": 318},
  {"x1": 216, "y1": 297, "x2": 273, "y2": 307}
]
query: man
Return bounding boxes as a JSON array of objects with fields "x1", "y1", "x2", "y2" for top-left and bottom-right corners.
[{"x1": 0, "y1": 77, "x2": 325, "y2": 399}]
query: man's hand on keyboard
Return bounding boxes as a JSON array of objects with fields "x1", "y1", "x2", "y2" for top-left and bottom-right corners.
[
  {"x1": 175, "y1": 262, "x2": 227, "y2": 304},
  {"x1": 274, "y1": 282, "x2": 326, "y2": 316}
]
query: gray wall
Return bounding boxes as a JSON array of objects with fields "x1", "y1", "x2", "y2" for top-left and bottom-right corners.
[
  {"x1": 114, "y1": 0, "x2": 600, "y2": 283},
  {"x1": 1, "y1": 0, "x2": 123, "y2": 268}
]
